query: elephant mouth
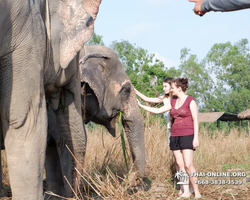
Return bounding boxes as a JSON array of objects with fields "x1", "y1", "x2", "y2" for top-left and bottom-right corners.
[
  {"x1": 115, "y1": 112, "x2": 119, "y2": 123},
  {"x1": 105, "y1": 112, "x2": 120, "y2": 138}
]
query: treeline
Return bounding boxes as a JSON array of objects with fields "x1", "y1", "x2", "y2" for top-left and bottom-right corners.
[{"x1": 87, "y1": 33, "x2": 250, "y2": 129}]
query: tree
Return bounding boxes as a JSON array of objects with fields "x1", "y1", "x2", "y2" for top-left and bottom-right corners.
[
  {"x1": 206, "y1": 39, "x2": 250, "y2": 114},
  {"x1": 179, "y1": 48, "x2": 214, "y2": 109},
  {"x1": 86, "y1": 32, "x2": 105, "y2": 45},
  {"x1": 110, "y1": 40, "x2": 180, "y2": 98}
]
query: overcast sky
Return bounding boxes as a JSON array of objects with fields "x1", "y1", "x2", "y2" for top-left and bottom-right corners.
[{"x1": 94, "y1": 0, "x2": 250, "y2": 68}]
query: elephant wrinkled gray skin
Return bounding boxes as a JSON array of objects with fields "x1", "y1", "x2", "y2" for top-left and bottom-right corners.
[
  {"x1": 0, "y1": 0, "x2": 101, "y2": 199},
  {"x1": 80, "y1": 45, "x2": 146, "y2": 183}
]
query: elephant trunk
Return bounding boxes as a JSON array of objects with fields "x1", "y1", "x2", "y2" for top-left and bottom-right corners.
[{"x1": 122, "y1": 90, "x2": 145, "y2": 181}]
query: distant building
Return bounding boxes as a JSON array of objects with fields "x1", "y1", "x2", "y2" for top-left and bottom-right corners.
[{"x1": 198, "y1": 112, "x2": 250, "y2": 129}]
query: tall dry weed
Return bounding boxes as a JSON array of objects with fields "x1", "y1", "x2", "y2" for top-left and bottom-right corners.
[
  {"x1": 83, "y1": 121, "x2": 250, "y2": 199},
  {"x1": 197, "y1": 127, "x2": 250, "y2": 171},
  {"x1": 1, "y1": 121, "x2": 250, "y2": 199}
]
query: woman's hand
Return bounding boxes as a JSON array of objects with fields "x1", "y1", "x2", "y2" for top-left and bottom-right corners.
[
  {"x1": 134, "y1": 88, "x2": 140, "y2": 95},
  {"x1": 193, "y1": 137, "x2": 199, "y2": 149},
  {"x1": 136, "y1": 99, "x2": 142, "y2": 107}
]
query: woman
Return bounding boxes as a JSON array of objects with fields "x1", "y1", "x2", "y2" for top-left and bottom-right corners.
[
  {"x1": 136, "y1": 78, "x2": 201, "y2": 199},
  {"x1": 134, "y1": 77, "x2": 173, "y2": 144},
  {"x1": 135, "y1": 77, "x2": 192, "y2": 196}
]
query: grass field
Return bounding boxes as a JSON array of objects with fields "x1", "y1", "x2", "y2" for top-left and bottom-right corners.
[{"x1": 1, "y1": 120, "x2": 250, "y2": 199}]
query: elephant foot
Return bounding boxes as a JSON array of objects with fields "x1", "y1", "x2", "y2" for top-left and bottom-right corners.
[
  {"x1": 127, "y1": 171, "x2": 142, "y2": 187},
  {"x1": 127, "y1": 184, "x2": 145, "y2": 195},
  {"x1": 126, "y1": 175, "x2": 152, "y2": 195}
]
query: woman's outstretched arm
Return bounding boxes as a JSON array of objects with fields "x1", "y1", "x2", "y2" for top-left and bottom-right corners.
[
  {"x1": 134, "y1": 88, "x2": 163, "y2": 103},
  {"x1": 137, "y1": 99, "x2": 171, "y2": 114}
]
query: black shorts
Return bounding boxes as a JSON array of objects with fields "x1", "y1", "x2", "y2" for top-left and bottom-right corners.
[{"x1": 170, "y1": 134, "x2": 195, "y2": 151}]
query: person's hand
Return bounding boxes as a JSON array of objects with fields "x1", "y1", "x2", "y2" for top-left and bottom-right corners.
[
  {"x1": 193, "y1": 137, "x2": 199, "y2": 149},
  {"x1": 134, "y1": 88, "x2": 139, "y2": 95},
  {"x1": 136, "y1": 99, "x2": 142, "y2": 107},
  {"x1": 189, "y1": 0, "x2": 206, "y2": 16}
]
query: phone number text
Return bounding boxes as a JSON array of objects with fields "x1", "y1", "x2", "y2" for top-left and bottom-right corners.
[{"x1": 195, "y1": 180, "x2": 243, "y2": 185}]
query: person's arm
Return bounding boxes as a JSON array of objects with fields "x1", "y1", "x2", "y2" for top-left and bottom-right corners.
[
  {"x1": 190, "y1": 100, "x2": 199, "y2": 149},
  {"x1": 137, "y1": 99, "x2": 172, "y2": 114},
  {"x1": 134, "y1": 88, "x2": 163, "y2": 103},
  {"x1": 202, "y1": 0, "x2": 250, "y2": 12},
  {"x1": 189, "y1": 0, "x2": 250, "y2": 15}
]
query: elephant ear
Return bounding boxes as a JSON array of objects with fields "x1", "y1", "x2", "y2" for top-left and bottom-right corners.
[
  {"x1": 79, "y1": 53, "x2": 110, "y2": 109},
  {"x1": 57, "y1": 0, "x2": 101, "y2": 68}
]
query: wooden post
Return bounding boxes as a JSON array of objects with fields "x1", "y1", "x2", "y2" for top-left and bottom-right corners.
[
  {"x1": 146, "y1": 102, "x2": 150, "y2": 128},
  {"x1": 217, "y1": 120, "x2": 220, "y2": 130},
  {"x1": 0, "y1": 151, "x2": 2, "y2": 193}
]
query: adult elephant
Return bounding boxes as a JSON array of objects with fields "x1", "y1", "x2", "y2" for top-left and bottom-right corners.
[
  {"x1": 79, "y1": 45, "x2": 145, "y2": 185},
  {"x1": 0, "y1": 1, "x2": 101, "y2": 199}
]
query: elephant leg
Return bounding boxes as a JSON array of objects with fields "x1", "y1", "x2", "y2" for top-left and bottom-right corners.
[
  {"x1": 1, "y1": 89, "x2": 47, "y2": 200},
  {"x1": 0, "y1": 32, "x2": 47, "y2": 200},
  {"x1": 55, "y1": 87, "x2": 86, "y2": 197},
  {"x1": 0, "y1": 121, "x2": 2, "y2": 191},
  {"x1": 45, "y1": 136, "x2": 64, "y2": 197},
  {"x1": 45, "y1": 108, "x2": 64, "y2": 197}
]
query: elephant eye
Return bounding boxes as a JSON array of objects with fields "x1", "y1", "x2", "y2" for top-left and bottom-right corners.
[{"x1": 120, "y1": 82, "x2": 131, "y2": 100}]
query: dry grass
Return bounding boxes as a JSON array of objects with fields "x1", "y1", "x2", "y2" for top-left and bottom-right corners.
[{"x1": 1, "y1": 121, "x2": 250, "y2": 199}]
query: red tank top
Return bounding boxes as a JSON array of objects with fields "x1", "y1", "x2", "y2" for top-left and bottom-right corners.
[{"x1": 170, "y1": 96, "x2": 195, "y2": 136}]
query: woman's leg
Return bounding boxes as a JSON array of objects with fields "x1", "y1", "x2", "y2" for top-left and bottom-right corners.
[
  {"x1": 174, "y1": 161, "x2": 184, "y2": 195},
  {"x1": 174, "y1": 162, "x2": 184, "y2": 195},
  {"x1": 175, "y1": 161, "x2": 194, "y2": 196},
  {"x1": 173, "y1": 150, "x2": 191, "y2": 197},
  {"x1": 182, "y1": 149, "x2": 201, "y2": 198}
]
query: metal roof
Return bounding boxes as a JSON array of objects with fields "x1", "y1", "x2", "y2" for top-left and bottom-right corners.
[{"x1": 198, "y1": 112, "x2": 250, "y2": 123}]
